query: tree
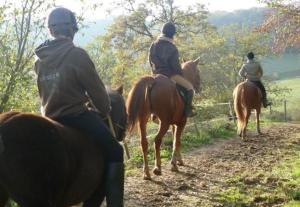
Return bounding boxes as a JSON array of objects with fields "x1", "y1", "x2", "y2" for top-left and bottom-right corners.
[
  {"x1": 258, "y1": 0, "x2": 300, "y2": 52},
  {"x1": 0, "y1": 0, "x2": 51, "y2": 112},
  {"x1": 88, "y1": 0, "x2": 212, "y2": 90},
  {"x1": 0, "y1": 0, "x2": 102, "y2": 112}
]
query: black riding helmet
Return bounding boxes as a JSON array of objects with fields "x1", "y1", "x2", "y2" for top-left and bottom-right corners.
[
  {"x1": 247, "y1": 52, "x2": 255, "y2": 60},
  {"x1": 48, "y1": 7, "x2": 78, "y2": 38},
  {"x1": 161, "y1": 22, "x2": 176, "y2": 38}
]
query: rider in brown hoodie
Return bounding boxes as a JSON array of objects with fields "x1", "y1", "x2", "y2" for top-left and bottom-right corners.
[{"x1": 34, "y1": 7, "x2": 124, "y2": 207}]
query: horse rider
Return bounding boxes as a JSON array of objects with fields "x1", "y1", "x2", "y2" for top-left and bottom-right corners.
[
  {"x1": 239, "y1": 52, "x2": 272, "y2": 108},
  {"x1": 148, "y1": 22, "x2": 197, "y2": 117},
  {"x1": 34, "y1": 7, "x2": 124, "y2": 207}
]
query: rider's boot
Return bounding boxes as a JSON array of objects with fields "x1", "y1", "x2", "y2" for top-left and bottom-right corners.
[
  {"x1": 105, "y1": 162, "x2": 124, "y2": 207},
  {"x1": 185, "y1": 89, "x2": 197, "y2": 117}
]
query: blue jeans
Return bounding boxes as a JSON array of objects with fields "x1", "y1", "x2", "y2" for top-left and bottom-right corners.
[{"x1": 55, "y1": 110, "x2": 123, "y2": 163}]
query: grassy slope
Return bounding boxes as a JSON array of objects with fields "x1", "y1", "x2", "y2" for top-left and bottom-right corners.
[
  {"x1": 275, "y1": 77, "x2": 300, "y2": 106},
  {"x1": 267, "y1": 77, "x2": 300, "y2": 121}
]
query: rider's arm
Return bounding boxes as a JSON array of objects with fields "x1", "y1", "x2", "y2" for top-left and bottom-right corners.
[
  {"x1": 73, "y1": 48, "x2": 111, "y2": 116},
  {"x1": 169, "y1": 47, "x2": 183, "y2": 75},
  {"x1": 257, "y1": 63, "x2": 263, "y2": 78}
]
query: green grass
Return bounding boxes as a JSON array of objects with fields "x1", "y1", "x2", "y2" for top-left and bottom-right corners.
[
  {"x1": 270, "y1": 77, "x2": 300, "y2": 111},
  {"x1": 267, "y1": 77, "x2": 300, "y2": 121},
  {"x1": 215, "y1": 132, "x2": 300, "y2": 207}
]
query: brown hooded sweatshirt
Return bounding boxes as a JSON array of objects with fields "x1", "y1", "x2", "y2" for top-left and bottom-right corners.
[{"x1": 34, "y1": 38, "x2": 110, "y2": 118}]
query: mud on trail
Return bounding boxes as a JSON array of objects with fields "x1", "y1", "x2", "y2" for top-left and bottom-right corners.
[{"x1": 124, "y1": 124, "x2": 300, "y2": 207}]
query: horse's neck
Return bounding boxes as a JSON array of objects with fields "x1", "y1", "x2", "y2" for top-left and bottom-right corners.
[{"x1": 182, "y1": 69, "x2": 193, "y2": 84}]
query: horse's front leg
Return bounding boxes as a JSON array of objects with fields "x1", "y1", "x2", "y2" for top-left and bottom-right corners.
[
  {"x1": 153, "y1": 123, "x2": 169, "y2": 176},
  {"x1": 171, "y1": 120, "x2": 186, "y2": 172},
  {"x1": 139, "y1": 120, "x2": 151, "y2": 180}
]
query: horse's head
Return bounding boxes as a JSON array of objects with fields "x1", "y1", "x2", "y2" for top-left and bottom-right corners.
[
  {"x1": 107, "y1": 86, "x2": 127, "y2": 142},
  {"x1": 182, "y1": 57, "x2": 202, "y2": 94}
]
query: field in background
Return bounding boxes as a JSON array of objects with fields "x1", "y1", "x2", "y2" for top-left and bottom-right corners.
[{"x1": 267, "y1": 77, "x2": 300, "y2": 121}]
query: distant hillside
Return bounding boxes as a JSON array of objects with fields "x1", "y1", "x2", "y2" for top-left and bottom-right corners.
[
  {"x1": 208, "y1": 7, "x2": 268, "y2": 27},
  {"x1": 74, "y1": 18, "x2": 112, "y2": 46},
  {"x1": 262, "y1": 53, "x2": 300, "y2": 79},
  {"x1": 75, "y1": 7, "x2": 269, "y2": 46},
  {"x1": 74, "y1": 8, "x2": 299, "y2": 80}
]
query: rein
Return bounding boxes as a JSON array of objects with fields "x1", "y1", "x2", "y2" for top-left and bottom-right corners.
[{"x1": 103, "y1": 115, "x2": 130, "y2": 159}]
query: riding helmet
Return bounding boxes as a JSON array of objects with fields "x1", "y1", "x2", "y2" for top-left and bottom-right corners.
[
  {"x1": 48, "y1": 7, "x2": 78, "y2": 33},
  {"x1": 161, "y1": 22, "x2": 176, "y2": 38},
  {"x1": 247, "y1": 52, "x2": 255, "y2": 60}
]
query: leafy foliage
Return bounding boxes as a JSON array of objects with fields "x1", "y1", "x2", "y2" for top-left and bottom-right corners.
[{"x1": 258, "y1": 0, "x2": 300, "y2": 52}]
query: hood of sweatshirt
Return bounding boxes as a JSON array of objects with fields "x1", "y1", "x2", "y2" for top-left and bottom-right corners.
[{"x1": 35, "y1": 38, "x2": 75, "y2": 68}]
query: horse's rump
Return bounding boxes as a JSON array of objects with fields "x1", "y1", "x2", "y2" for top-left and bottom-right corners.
[
  {"x1": 0, "y1": 112, "x2": 104, "y2": 206},
  {"x1": 233, "y1": 81, "x2": 262, "y2": 137},
  {"x1": 126, "y1": 74, "x2": 183, "y2": 131},
  {"x1": 233, "y1": 81, "x2": 262, "y2": 109}
]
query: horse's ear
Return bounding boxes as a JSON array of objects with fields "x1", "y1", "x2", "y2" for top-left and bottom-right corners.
[
  {"x1": 116, "y1": 85, "x2": 123, "y2": 95},
  {"x1": 194, "y1": 57, "x2": 205, "y2": 65},
  {"x1": 182, "y1": 58, "x2": 187, "y2": 63},
  {"x1": 193, "y1": 57, "x2": 201, "y2": 65}
]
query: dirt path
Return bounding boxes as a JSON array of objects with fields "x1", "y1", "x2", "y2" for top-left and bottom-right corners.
[{"x1": 124, "y1": 123, "x2": 300, "y2": 207}]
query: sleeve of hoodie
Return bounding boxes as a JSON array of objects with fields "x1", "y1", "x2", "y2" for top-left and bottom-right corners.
[
  {"x1": 72, "y1": 48, "x2": 111, "y2": 116},
  {"x1": 169, "y1": 46, "x2": 183, "y2": 75}
]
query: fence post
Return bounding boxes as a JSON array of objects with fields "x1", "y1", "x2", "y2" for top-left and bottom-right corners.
[{"x1": 284, "y1": 100, "x2": 287, "y2": 122}]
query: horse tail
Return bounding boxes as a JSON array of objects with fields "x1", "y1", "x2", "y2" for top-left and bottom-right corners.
[
  {"x1": 126, "y1": 76, "x2": 155, "y2": 132},
  {"x1": 233, "y1": 85, "x2": 246, "y2": 135}
]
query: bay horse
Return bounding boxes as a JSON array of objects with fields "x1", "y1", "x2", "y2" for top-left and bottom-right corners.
[
  {"x1": 0, "y1": 86, "x2": 127, "y2": 207},
  {"x1": 126, "y1": 58, "x2": 201, "y2": 180},
  {"x1": 233, "y1": 80, "x2": 262, "y2": 140}
]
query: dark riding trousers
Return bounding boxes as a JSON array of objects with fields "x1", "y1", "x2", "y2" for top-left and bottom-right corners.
[
  {"x1": 55, "y1": 110, "x2": 124, "y2": 163},
  {"x1": 250, "y1": 80, "x2": 267, "y2": 100}
]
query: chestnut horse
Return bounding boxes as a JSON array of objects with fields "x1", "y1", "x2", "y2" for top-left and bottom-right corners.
[
  {"x1": 0, "y1": 86, "x2": 127, "y2": 207},
  {"x1": 126, "y1": 58, "x2": 201, "y2": 180},
  {"x1": 233, "y1": 80, "x2": 262, "y2": 140}
]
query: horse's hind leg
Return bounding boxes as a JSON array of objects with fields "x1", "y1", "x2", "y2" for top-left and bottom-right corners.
[
  {"x1": 242, "y1": 109, "x2": 251, "y2": 140},
  {"x1": 153, "y1": 123, "x2": 169, "y2": 176},
  {"x1": 139, "y1": 118, "x2": 151, "y2": 180},
  {"x1": 171, "y1": 122, "x2": 186, "y2": 172},
  {"x1": 256, "y1": 109, "x2": 262, "y2": 135}
]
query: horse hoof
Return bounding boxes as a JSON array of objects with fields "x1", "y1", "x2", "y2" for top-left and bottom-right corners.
[
  {"x1": 143, "y1": 174, "x2": 152, "y2": 180},
  {"x1": 153, "y1": 167, "x2": 162, "y2": 175},
  {"x1": 171, "y1": 165, "x2": 179, "y2": 172},
  {"x1": 177, "y1": 160, "x2": 184, "y2": 166}
]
